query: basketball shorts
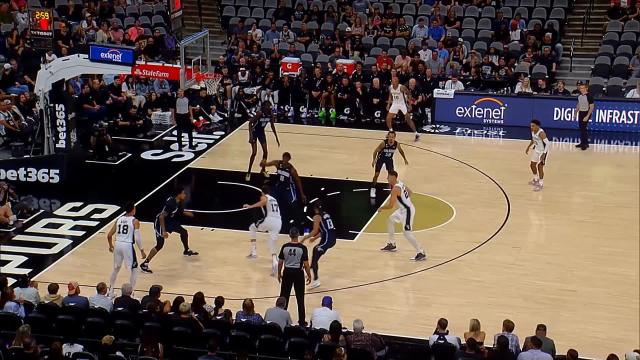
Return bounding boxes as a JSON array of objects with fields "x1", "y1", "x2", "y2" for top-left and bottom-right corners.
[
  {"x1": 389, "y1": 102, "x2": 408, "y2": 115},
  {"x1": 249, "y1": 128, "x2": 267, "y2": 144},
  {"x1": 530, "y1": 150, "x2": 547, "y2": 164},
  {"x1": 375, "y1": 157, "x2": 394, "y2": 172},
  {"x1": 316, "y1": 232, "x2": 337, "y2": 253},
  {"x1": 153, "y1": 220, "x2": 184, "y2": 250},
  {"x1": 113, "y1": 241, "x2": 138, "y2": 270},
  {"x1": 251, "y1": 216, "x2": 282, "y2": 244},
  {"x1": 390, "y1": 206, "x2": 415, "y2": 231}
]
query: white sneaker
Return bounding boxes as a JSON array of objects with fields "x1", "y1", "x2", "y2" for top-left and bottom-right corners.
[
  {"x1": 528, "y1": 179, "x2": 539, "y2": 186},
  {"x1": 247, "y1": 250, "x2": 257, "y2": 259},
  {"x1": 370, "y1": 188, "x2": 376, "y2": 198},
  {"x1": 533, "y1": 184, "x2": 543, "y2": 192},
  {"x1": 309, "y1": 280, "x2": 321, "y2": 289},
  {"x1": 271, "y1": 258, "x2": 278, "y2": 276}
]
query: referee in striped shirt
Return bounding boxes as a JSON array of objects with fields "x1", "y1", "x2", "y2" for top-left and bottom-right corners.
[
  {"x1": 278, "y1": 227, "x2": 312, "y2": 326},
  {"x1": 173, "y1": 88, "x2": 193, "y2": 150}
]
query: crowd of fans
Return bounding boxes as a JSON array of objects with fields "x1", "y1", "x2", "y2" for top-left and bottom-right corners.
[
  {"x1": 1, "y1": 275, "x2": 640, "y2": 360},
  {"x1": 0, "y1": 0, "x2": 182, "y2": 155}
]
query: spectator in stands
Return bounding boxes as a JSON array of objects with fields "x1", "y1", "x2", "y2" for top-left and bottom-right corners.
[
  {"x1": 429, "y1": 318, "x2": 462, "y2": 349},
  {"x1": 170, "y1": 296, "x2": 185, "y2": 314},
  {"x1": 323, "y1": 320, "x2": 347, "y2": 347},
  {"x1": 191, "y1": 291, "x2": 214, "y2": 320},
  {"x1": 63, "y1": 281, "x2": 89, "y2": 309},
  {"x1": 198, "y1": 339, "x2": 223, "y2": 360},
  {"x1": 174, "y1": 302, "x2": 204, "y2": 333},
  {"x1": 96, "y1": 21, "x2": 111, "y2": 43},
  {"x1": 78, "y1": 83, "x2": 107, "y2": 123},
  {"x1": 517, "y1": 336, "x2": 552, "y2": 360},
  {"x1": 464, "y1": 319, "x2": 486, "y2": 345},
  {"x1": 515, "y1": 77, "x2": 534, "y2": 94},
  {"x1": 280, "y1": 24, "x2": 296, "y2": 44},
  {"x1": 212, "y1": 296, "x2": 232, "y2": 322},
  {"x1": 626, "y1": 80, "x2": 640, "y2": 98},
  {"x1": 538, "y1": 47, "x2": 558, "y2": 79},
  {"x1": 605, "y1": 0, "x2": 628, "y2": 25},
  {"x1": 509, "y1": 22, "x2": 525, "y2": 45},
  {"x1": 346, "y1": 319, "x2": 386, "y2": 358},
  {"x1": 141, "y1": 284, "x2": 170, "y2": 314},
  {"x1": 542, "y1": 32, "x2": 563, "y2": 59},
  {"x1": 139, "y1": 331, "x2": 164, "y2": 360},
  {"x1": 81, "y1": 13, "x2": 98, "y2": 41},
  {"x1": 630, "y1": 48, "x2": 640, "y2": 76},
  {"x1": 445, "y1": 74, "x2": 465, "y2": 91},
  {"x1": 552, "y1": 80, "x2": 571, "y2": 96},
  {"x1": 47, "y1": 342, "x2": 67, "y2": 360},
  {"x1": 311, "y1": 296, "x2": 341, "y2": 330},
  {"x1": 536, "y1": 79, "x2": 550, "y2": 94},
  {"x1": 427, "y1": 50, "x2": 445, "y2": 75},
  {"x1": 489, "y1": 335, "x2": 517, "y2": 360},
  {"x1": 628, "y1": 1, "x2": 640, "y2": 20},
  {"x1": 523, "y1": 324, "x2": 555, "y2": 356},
  {"x1": 456, "y1": 338, "x2": 484, "y2": 360},
  {"x1": 566, "y1": 348, "x2": 579, "y2": 360},
  {"x1": 494, "y1": 319, "x2": 521, "y2": 355},
  {"x1": 429, "y1": 19, "x2": 445, "y2": 42},
  {"x1": 412, "y1": 17, "x2": 429, "y2": 39},
  {"x1": 44, "y1": 283, "x2": 63, "y2": 306},
  {"x1": 264, "y1": 297, "x2": 293, "y2": 330},
  {"x1": 264, "y1": 22, "x2": 279, "y2": 44},
  {"x1": 88, "y1": 282, "x2": 112, "y2": 312},
  {"x1": 113, "y1": 283, "x2": 140, "y2": 313},
  {"x1": 122, "y1": 76, "x2": 146, "y2": 109},
  {"x1": 236, "y1": 298, "x2": 264, "y2": 324},
  {"x1": 1, "y1": 63, "x2": 28, "y2": 95},
  {"x1": 55, "y1": 24, "x2": 74, "y2": 56},
  {"x1": 1, "y1": 286, "x2": 25, "y2": 317},
  {"x1": 109, "y1": 20, "x2": 124, "y2": 44},
  {"x1": 63, "y1": 338, "x2": 85, "y2": 358},
  {"x1": 11, "y1": 324, "x2": 31, "y2": 347},
  {"x1": 13, "y1": 275, "x2": 40, "y2": 305},
  {"x1": 380, "y1": 17, "x2": 395, "y2": 38},
  {"x1": 248, "y1": 23, "x2": 263, "y2": 43},
  {"x1": 97, "y1": 335, "x2": 126, "y2": 359},
  {"x1": 273, "y1": 0, "x2": 292, "y2": 21}
]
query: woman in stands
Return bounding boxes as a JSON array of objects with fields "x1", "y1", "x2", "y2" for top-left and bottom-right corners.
[
  {"x1": 191, "y1": 291, "x2": 214, "y2": 320},
  {"x1": 464, "y1": 318, "x2": 486, "y2": 346},
  {"x1": 488, "y1": 335, "x2": 517, "y2": 360},
  {"x1": 235, "y1": 298, "x2": 264, "y2": 325},
  {"x1": 170, "y1": 296, "x2": 185, "y2": 314},
  {"x1": 323, "y1": 320, "x2": 347, "y2": 347},
  {"x1": 11, "y1": 324, "x2": 31, "y2": 347},
  {"x1": 0, "y1": 286, "x2": 25, "y2": 318},
  {"x1": 515, "y1": 77, "x2": 534, "y2": 94}
]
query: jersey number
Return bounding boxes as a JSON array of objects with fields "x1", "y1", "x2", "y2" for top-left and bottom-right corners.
[
  {"x1": 271, "y1": 203, "x2": 279, "y2": 212},
  {"x1": 326, "y1": 218, "x2": 335, "y2": 230},
  {"x1": 403, "y1": 189, "x2": 409, "y2": 198},
  {"x1": 117, "y1": 223, "x2": 129, "y2": 234}
]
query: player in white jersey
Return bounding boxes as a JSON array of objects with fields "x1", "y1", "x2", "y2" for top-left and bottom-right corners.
[
  {"x1": 525, "y1": 119, "x2": 549, "y2": 192},
  {"x1": 243, "y1": 185, "x2": 283, "y2": 275},
  {"x1": 386, "y1": 76, "x2": 420, "y2": 142},
  {"x1": 378, "y1": 171, "x2": 427, "y2": 261},
  {"x1": 107, "y1": 202, "x2": 147, "y2": 295}
]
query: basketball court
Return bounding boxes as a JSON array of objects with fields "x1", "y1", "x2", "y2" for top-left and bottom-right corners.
[{"x1": 31, "y1": 123, "x2": 639, "y2": 358}]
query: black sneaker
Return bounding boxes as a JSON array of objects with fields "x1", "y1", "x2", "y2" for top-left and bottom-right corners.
[
  {"x1": 575, "y1": 143, "x2": 583, "y2": 148},
  {"x1": 183, "y1": 250, "x2": 199, "y2": 256},
  {"x1": 412, "y1": 252, "x2": 427, "y2": 261},
  {"x1": 380, "y1": 243, "x2": 397, "y2": 252},
  {"x1": 140, "y1": 263, "x2": 153, "y2": 273}
]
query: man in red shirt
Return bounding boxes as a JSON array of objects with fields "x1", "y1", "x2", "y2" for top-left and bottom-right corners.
[
  {"x1": 127, "y1": 19, "x2": 144, "y2": 42},
  {"x1": 376, "y1": 50, "x2": 394, "y2": 69}
]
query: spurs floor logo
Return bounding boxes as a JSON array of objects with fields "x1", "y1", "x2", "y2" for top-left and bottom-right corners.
[
  {"x1": 140, "y1": 131, "x2": 226, "y2": 162},
  {"x1": 422, "y1": 125, "x2": 451, "y2": 133}
]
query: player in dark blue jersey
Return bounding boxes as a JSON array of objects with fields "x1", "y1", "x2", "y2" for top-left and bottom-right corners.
[
  {"x1": 140, "y1": 187, "x2": 197, "y2": 274},
  {"x1": 261, "y1": 152, "x2": 307, "y2": 231},
  {"x1": 246, "y1": 100, "x2": 280, "y2": 181},
  {"x1": 302, "y1": 201, "x2": 336, "y2": 289},
  {"x1": 371, "y1": 131, "x2": 408, "y2": 198}
]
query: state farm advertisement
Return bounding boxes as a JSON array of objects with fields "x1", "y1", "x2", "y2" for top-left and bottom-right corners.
[{"x1": 131, "y1": 63, "x2": 189, "y2": 81}]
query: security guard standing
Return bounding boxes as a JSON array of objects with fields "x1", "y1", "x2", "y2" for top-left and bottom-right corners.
[
  {"x1": 173, "y1": 88, "x2": 193, "y2": 150},
  {"x1": 278, "y1": 227, "x2": 312, "y2": 326}
]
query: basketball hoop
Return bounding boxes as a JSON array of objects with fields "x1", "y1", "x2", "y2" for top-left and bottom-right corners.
[{"x1": 195, "y1": 72, "x2": 223, "y2": 96}]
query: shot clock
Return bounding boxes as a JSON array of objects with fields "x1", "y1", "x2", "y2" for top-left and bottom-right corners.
[{"x1": 29, "y1": 8, "x2": 54, "y2": 50}]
